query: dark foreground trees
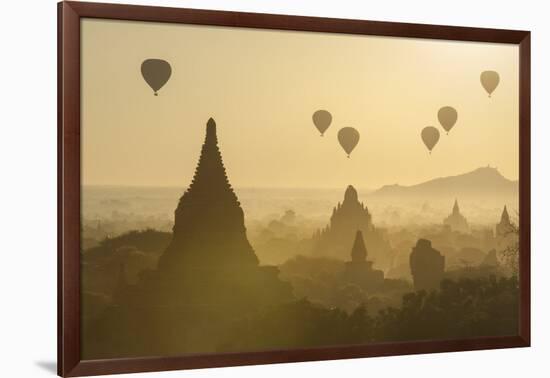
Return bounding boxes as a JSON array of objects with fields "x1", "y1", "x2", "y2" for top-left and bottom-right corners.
[
  {"x1": 223, "y1": 275, "x2": 518, "y2": 352},
  {"x1": 374, "y1": 275, "x2": 518, "y2": 341},
  {"x1": 84, "y1": 272, "x2": 518, "y2": 358}
]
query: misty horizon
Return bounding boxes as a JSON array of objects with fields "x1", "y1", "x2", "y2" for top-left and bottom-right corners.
[{"x1": 82, "y1": 164, "x2": 518, "y2": 190}]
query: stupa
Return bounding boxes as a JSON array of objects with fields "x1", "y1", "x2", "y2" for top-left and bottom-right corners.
[
  {"x1": 144, "y1": 118, "x2": 291, "y2": 308},
  {"x1": 496, "y1": 205, "x2": 513, "y2": 237},
  {"x1": 158, "y1": 118, "x2": 258, "y2": 271},
  {"x1": 342, "y1": 230, "x2": 384, "y2": 290},
  {"x1": 83, "y1": 118, "x2": 292, "y2": 359},
  {"x1": 443, "y1": 199, "x2": 469, "y2": 233}
]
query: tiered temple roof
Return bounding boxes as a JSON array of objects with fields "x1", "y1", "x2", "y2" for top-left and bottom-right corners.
[
  {"x1": 496, "y1": 205, "x2": 513, "y2": 237},
  {"x1": 443, "y1": 199, "x2": 469, "y2": 233},
  {"x1": 84, "y1": 118, "x2": 292, "y2": 359},
  {"x1": 312, "y1": 185, "x2": 393, "y2": 270},
  {"x1": 329, "y1": 186, "x2": 374, "y2": 235}
]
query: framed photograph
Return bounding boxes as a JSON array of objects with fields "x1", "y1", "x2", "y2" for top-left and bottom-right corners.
[{"x1": 58, "y1": 1, "x2": 530, "y2": 376}]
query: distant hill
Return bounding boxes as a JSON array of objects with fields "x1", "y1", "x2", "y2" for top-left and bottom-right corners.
[{"x1": 369, "y1": 167, "x2": 518, "y2": 200}]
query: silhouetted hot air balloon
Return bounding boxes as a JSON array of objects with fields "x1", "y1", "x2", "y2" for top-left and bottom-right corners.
[
  {"x1": 480, "y1": 71, "x2": 500, "y2": 97},
  {"x1": 141, "y1": 59, "x2": 172, "y2": 96},
  {"x1": 438, "y1": 106, "x2": 458, "y2": 135},
  {"x1": 337, "y1": 127, "x2": 360, "y2": 158},
  {"x1": 312, "y1": 110, "x2": 332, "y2": 136},
  {"x1": 421, "y1": 126, "x2": 440, "y2": 154}
]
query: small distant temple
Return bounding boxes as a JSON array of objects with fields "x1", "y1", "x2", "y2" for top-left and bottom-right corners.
[
  {"x1": 328, "y1": 185, "x2": 374, "y2": 234},
  {"x1": 312, "y1": 185, "x2": 393, "y2": 269},
  {"x1": 342, "y1": 231, "x2": 384, "y2": 290},
  {"x1": 410, "y1": 239, "x2": 445, "y2": 291},
  {"x1": 496, "y1": 205, "x2": 513, "y2": 237},
  {"x1": 443, "y1": 199, "x2": 469, "y2": 233}
]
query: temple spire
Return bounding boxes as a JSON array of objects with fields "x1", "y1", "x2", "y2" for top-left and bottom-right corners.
[
  {"x1": 495, "y1": 205, "x2": 513, "y2": 237},
  {"x1": 185, "y1": 117, "x2": 236, "y2": 202},
  {"x1": 351, "y1": 230, "x2": 367, "y2": 263},
  {"x1": 453, "y1": 199, "x2": 460, "y2": 214},
  {"x1": 205, "y1": 117, "x2": 217, "y2": 144},
  {"x1": 159, "y1": 117, "x2": 259, "y2": 271},
  {"x1": 444, "y1": 198, "x2": 469, "y2": 233},
  {"x1": 501, "y1": 205, "x2": 510, "y2": 224}
]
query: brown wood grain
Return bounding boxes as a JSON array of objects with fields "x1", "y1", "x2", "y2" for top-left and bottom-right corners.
[{"x1": 58, "y1": 1, "x2": 531, "y2": 376}]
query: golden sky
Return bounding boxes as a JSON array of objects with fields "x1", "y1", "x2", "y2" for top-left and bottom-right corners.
[{"x1": 81, "y1": 18, "x2": 519, "y2": 189}]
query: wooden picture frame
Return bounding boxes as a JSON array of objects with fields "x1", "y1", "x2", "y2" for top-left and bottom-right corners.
[{"x1": 58, "y1": 1, "x2": 531, "y2": 376}]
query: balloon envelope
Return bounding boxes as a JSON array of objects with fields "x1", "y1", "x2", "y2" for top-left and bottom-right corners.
[
  {"x1": 337, "y1": 127, "x2": 360, "y2": 157},
  {"x1": 438, "y1": 106, "x2": 458, "y2": 134},
  {"x1": 480, "y1": 71, "x2": 500, "y2": 97},
  {"x1": 421, "y1": 126, "x2": 440, "y2": 152},
  {"x1": 312, "y1": 110, "x2": 332, "y2": 136},
  {"x1": 141, "y1": 59, "x2": 172, "y2": 95}
]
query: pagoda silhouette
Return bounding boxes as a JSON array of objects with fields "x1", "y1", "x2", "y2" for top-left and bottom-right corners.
[
  {"x1": 311, "y1": 185, "x2": 393, "y2": 270},
  {"x1": 495, "y1": 205, "x2": 516, "y2": 252},
  {"x1": 341, "y1": 230, "x2": 384, "y2": 291},
  {"x1": 84, "y1": 118, "x2": 292, "y2": 359},
  {"x1": 496, "y1": 205, "x2": 513, "y2": 237},
  {"x1": 148, "y1": 118, "x2": 290, "y2": 306},
  {"x1": 443, "y1": 199, "x2": 469, "y2": 233},
  {"x1": 158, "y1": 118, "x2": 259, "y2": 271}
]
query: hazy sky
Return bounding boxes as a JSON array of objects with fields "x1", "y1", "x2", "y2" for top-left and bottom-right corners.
[{"x1": 81, "y1": 19, "x2": 519, "y2": 189}]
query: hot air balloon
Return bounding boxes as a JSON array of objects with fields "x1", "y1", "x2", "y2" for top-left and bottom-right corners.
[
  {"x1": 141, "y1": 59, "x2": 172, "y2": 96},
  {"x1": 437, "y1": 106, "x2": 458, "y2": 135},
  {"x1": 337, "y1": 127, "x2": 360, "y2": 158},
  {"x1": 312, "y1": 110, "x2": 332, "y2": 136},
  {"x1": 421, "y1": 126, "x2": 440, "y2": 154},
  {"x1": 480, "y1": 71, "x2": 500, "y2": 97}
]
